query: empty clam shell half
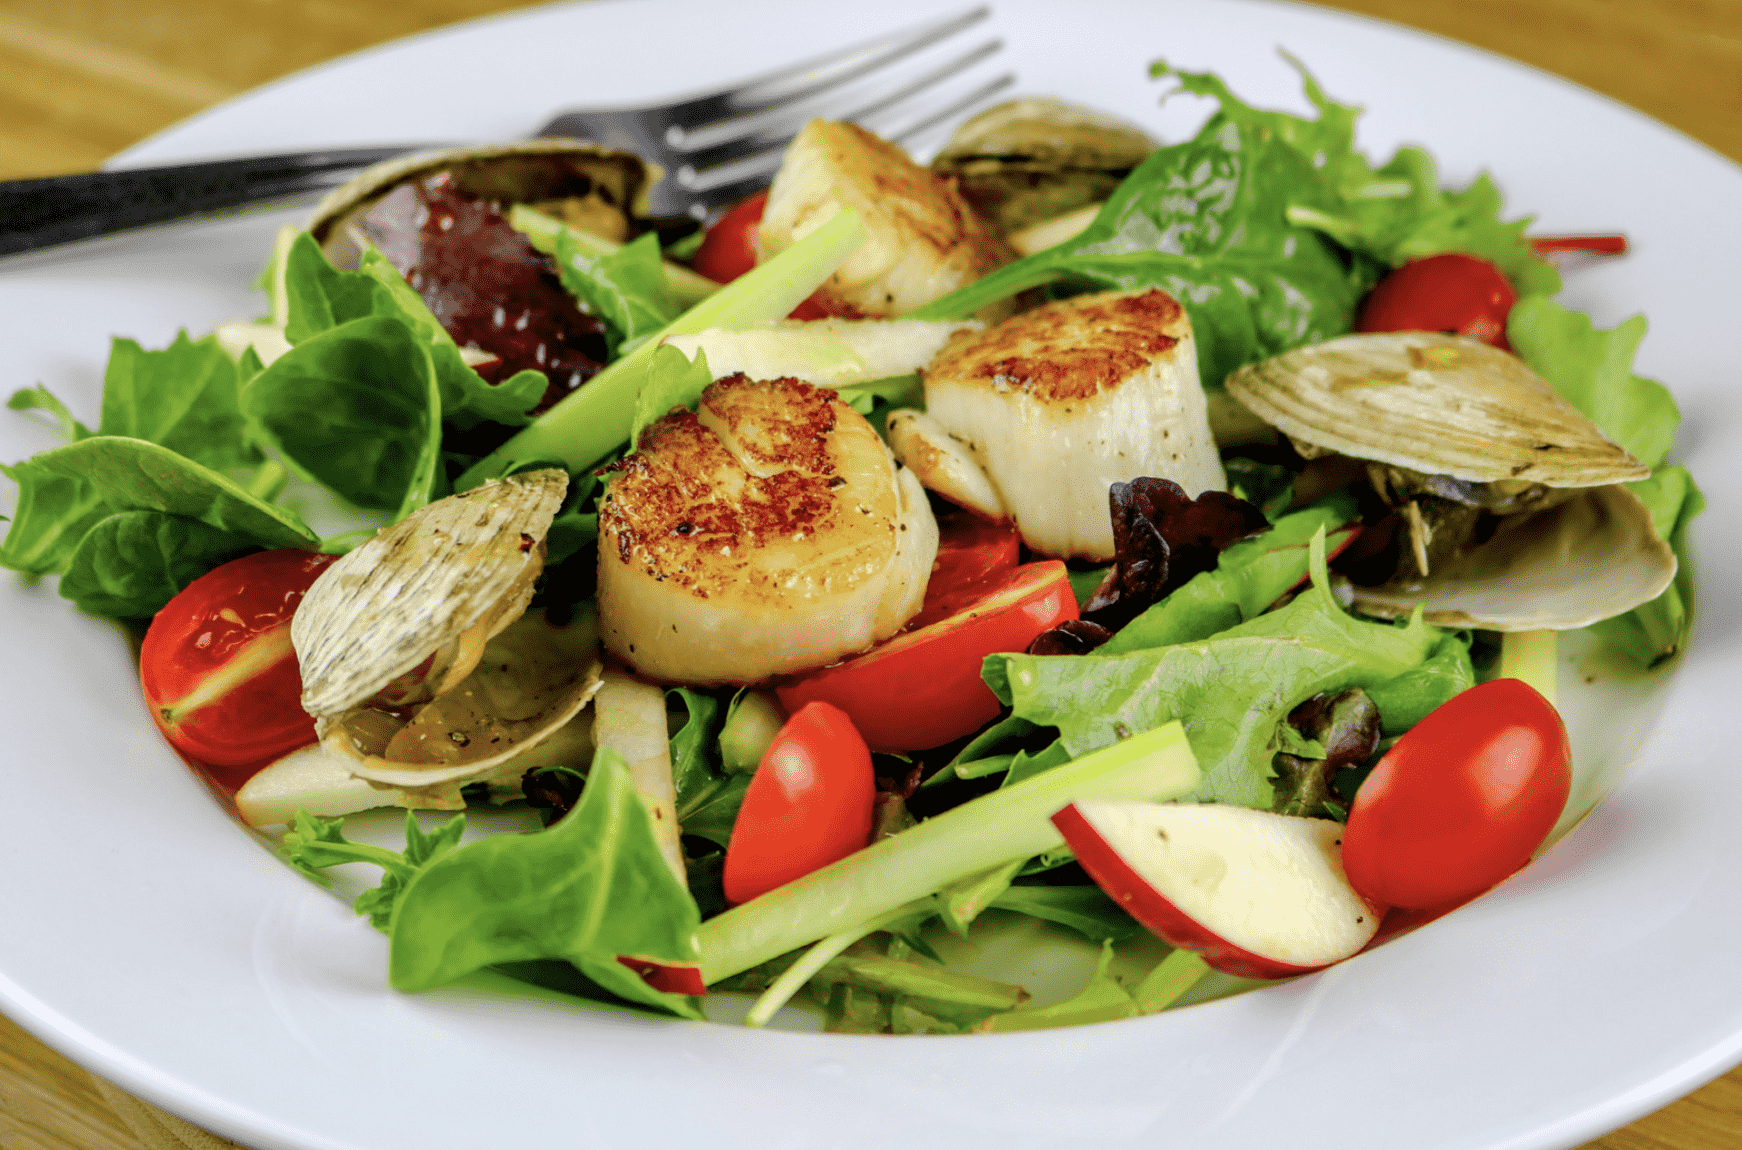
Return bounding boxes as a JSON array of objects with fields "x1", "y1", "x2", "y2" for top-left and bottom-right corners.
[
  {"x1": 1351, "y1": 483, "x2": 1676, "y2": 630},
  {"x1": 308, "y1": 139, "x2": 658, "y2": 270},
  {"x1": 292, "y1": 469, "x2": 569, "y2": 722},
  {"x1": 1224, "y1": 332, "x2": 1649, "y2": 488}
]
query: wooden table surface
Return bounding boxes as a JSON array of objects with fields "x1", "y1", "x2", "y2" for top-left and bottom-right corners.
[{"x1": 2, "y1": 2, "x2": 1739, "y2": 1148}]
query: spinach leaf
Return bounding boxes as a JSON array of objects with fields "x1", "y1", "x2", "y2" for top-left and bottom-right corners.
[
  {"x1": 243, "y1": 314, "x2": 443, "y2": 516},
  {"x1": 58, "y1": 511, "x2": 261, "y2": 620},
  {"x1": 281, "y1": 231, "x2": 545, "y2": 430},
  {"x1": 28, "y1": 437, "x2": 317, "y2": 549},
  {"x1": 386, "y1": 749, "x2": 705, "y2": 1018},
  {"x1": 0, "y1": 458, "x2": 113, "y2": 576},
  {"x1": 910, "y1": 62, "x2": 1375, "y2": 389}
]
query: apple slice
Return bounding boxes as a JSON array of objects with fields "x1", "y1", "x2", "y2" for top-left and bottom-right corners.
[
  {"x1": 235, "y1": 743, "x2": 406, "y2": 827},
  {"x1": 1053, "y1": 801, "x2": 1383, "y2": 980}
]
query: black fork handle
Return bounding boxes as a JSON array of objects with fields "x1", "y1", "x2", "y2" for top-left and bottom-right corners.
[{"x1": 0, "y1": 146, "x2": 424, "y2": 257}]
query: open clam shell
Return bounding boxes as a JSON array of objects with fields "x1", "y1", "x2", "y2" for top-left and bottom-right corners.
[
  {"x1": 1224, "y1": 332, "x2": 1649, "y2": 487},
  {"x1": 309, "y1": 139, "x2": 659, "y2": 270},
  {"x1": 1224, "y1": 332, "x2": 1675, "y2": 630},
  {"x1": 291, "y1": 469, "x2": 603, "y2": 802},
  {"x1": 1350, "y1": 484, "x2": 1677, "y2": 630}
]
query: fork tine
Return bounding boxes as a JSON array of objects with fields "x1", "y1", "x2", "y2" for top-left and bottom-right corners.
[
  {"x1": 664, "y1": 6, "x2": 993, "y2": 136},
  {"x1": 674, "y1": 37, "x2": 1005, "y2": 174},
  {"x1": 882, "y1": 70, "x2": 1018, "y2": 146}
]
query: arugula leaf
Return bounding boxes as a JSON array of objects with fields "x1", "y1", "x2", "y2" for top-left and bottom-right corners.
[
  {"x1": 57, "y1": 511, "x2": 260, "y2": 620},
  {"x1": 666, "y1": 686, "x2": 722, "y2": 808},
  {"x1": 988, "y1": 884, "x2": 1146, "y2": 944},
  {"x1": 386, "y1": 749, "x2": 705, "y2": 1017},
  {"x1": 242, "y1": 315, "x2": 444, "y2": 515},
  {"x1": 279, "y1": 810, "x2": 466, "y2": 930}
]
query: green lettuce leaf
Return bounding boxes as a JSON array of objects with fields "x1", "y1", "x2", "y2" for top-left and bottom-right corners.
[
  {"x1": 552, "y1": 230, "x2": 679, "y2": 358},
  {"x1": 279, "y1": 809, "x2": 467, "y2": 930},
  {"x1": 100, "y1": 333, "x2": 262, "y2": 472},
  {"x1": 986, "y1": 536, "x2": 1444, "y2": 807},
  {"x1": 1507, "y1": 296, "x2": 1702, "y2": 665},
  {"x1": 629, "y1": 344, "x2": 714, "y2": 449}
]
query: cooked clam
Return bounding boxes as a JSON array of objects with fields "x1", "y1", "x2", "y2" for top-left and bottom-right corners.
[
  {"x1": 1224, "y1": 332, "x2": 1676, "y2": 629},
  {"x1": 291, "y1": 469, "x2": 604, "y2": 807},
  {"x1": 309, "y1": 139, "x2": 658, "y2": 270},
  {"x1": 929, "y1": 97, "x2": 1158, "y2": 232}
]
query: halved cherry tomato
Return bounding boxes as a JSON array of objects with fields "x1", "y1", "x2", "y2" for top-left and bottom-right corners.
[
  {"x1": 690, "y1": 190, "x2": 829, "y2": 319},
  {"x1": 905, "y1": 511, "x2": 1022, "y2": 631},
  {"x1": 140, "y1": 549, "x2": 336, "y2": 767},
  {"x1": 722, "y1": 701, "x2": 873, "y2": 904},
  {"x1": 1356, "y1": 252, "x2": 1518, "y2": 350},
  {"x1": 776, "y1": 560, "x2": 1078, "y2": 753},
  {"x1": 1341, "y1": 677, "x2": 1572, "y2": 910}
]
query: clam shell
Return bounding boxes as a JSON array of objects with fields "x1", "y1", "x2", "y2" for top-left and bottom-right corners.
[
  {"x1": 328, "y1": 612, "x2": 603, "y2": 798},
  {"x1": 930, "y1": 98, "x2": 1158, "y2": 232},
  {"x1": 308, "y1": 139, "x2": 659, "y2": 269},
  {"x1": 1350, "y1": 483, "x2": 1677, "y2": 630},
  {"x1": 1224, "y1": 333, "x2": 1649, "y2": 487},
  {"x1": 292, "y1": 468, "x2": 569, "y2": 721}
]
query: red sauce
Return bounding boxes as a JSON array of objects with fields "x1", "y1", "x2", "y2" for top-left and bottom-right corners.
[{"x1": 361, "y1": 174, "x2": 609, "y2": 414}]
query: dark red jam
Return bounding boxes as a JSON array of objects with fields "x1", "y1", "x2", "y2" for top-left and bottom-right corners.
[{"x1": 360, "y1": 173, "x2": 609, "y2": 414}]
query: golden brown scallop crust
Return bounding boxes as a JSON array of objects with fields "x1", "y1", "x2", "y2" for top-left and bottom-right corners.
[
  {"x1": 927, "y1": 288, "x2": 1189, "y2": 402},
  {"x1": 599, "y1": 375, "x2": 895, "y2": 606}
]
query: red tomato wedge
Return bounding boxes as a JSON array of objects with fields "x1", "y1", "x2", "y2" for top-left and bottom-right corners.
[
  {"x1": 722, "y1": 701, "x2": 874, "y2": 905},
  {"x1": 906, "y1": 512, "x2": 1022, "y2": 631},
  {"x1": 1341, "y1": 677, "x2": 1572, "y2": 910},
  {"x1": 776, "y1": 560, "x2": 1078, "y2": 753},
  {"x1": 1356, "y1": 252, "x2": 1519, "y2": 350},
  {"x1": 140, "y1": 549, "x2": 337, "y2": 767}
]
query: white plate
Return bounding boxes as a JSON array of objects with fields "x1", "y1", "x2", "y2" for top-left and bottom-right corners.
[{"x1": 3, "y1": 2, "x2": 1739, "y2": 1148}]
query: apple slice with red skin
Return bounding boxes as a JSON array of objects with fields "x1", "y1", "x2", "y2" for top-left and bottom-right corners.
[
  {"x1": 776, "y1": 560, "x2": 1077, "y2": 753},
  {"x1": 1053, "y1": 800, "x2": 1385, "y2": 980}
]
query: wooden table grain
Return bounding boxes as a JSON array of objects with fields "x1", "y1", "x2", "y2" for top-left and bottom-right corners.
[{"x1": 2, "y1": 2, "x2": 1738, "y2": 1148}]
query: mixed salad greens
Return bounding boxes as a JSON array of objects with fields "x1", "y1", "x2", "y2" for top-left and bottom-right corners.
[{"x1": 0, "y1": 56, "x2": 1702, "y2": 1031}]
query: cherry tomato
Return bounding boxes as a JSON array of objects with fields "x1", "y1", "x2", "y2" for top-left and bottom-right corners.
[
  {"x1": 1341, "y1": 678, "x2": 1572, "y2": 910},
  {"x1": 140, "y1": 549, "x2": 336, "y2": 767},
  {"x1": 722, "y1": 701, "x2": 874, "y2": 904},
  {"x1": 1356, "y1": 253, "x2": 1519, "y2": 350},
  {"x1": 776, "y1": 560, "x2": 1078, "y2": 753},
  {"x1": 691, "y1": 191, "x2": 767, "y2": 285}
]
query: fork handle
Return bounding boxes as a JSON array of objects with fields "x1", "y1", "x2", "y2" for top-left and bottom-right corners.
[{"x1": 0, "y1": 146, "x2": 424, "y2": 257}]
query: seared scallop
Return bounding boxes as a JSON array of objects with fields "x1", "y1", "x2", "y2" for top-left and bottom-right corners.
[
  {"x1": 758, "y1": 119, "x2": 1018, "y2": 319},
  {"x1": 597, "y1": 375, "x2": 937, "y2": 683},
  {"x1": 902, "y1": 288, "x2": 1225, "y2": 561}
]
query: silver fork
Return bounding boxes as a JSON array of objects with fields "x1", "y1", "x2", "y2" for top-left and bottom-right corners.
[{"x1": 0, "y1": 7, "x2": 1010, "y2": 258}]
